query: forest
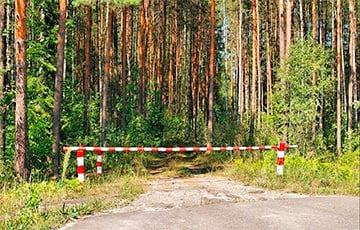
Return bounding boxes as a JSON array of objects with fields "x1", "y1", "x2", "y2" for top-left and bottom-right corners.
[{"x1": 0, "y1": 0, "x2": 358, "y2": 182}]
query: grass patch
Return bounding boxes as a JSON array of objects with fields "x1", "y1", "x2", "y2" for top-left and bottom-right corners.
[
  {"x1": 0, "y1": 175, "x2": 144, "y2": 229},
  {"x1": 228, "y1": 150, "x2": 360, "y2": 195}
]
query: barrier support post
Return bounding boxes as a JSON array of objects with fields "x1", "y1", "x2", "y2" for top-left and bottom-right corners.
[
  {"x1": 96, "y1": 150, "x2": 102, "y2": 177},
  {"x1": 77, "y1": 150, "x2": 85, "y2": 183},
  {"x1": 277, "y1": 142, "x2": 285, "y2": 175}
]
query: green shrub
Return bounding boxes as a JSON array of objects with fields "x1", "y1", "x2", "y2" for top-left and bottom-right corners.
[{"x1": 232, "y1": 150, "x2": 359, "y2": 195}]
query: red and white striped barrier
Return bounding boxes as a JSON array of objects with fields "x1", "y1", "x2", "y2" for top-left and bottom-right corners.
[
  {"x1": 63, "y1": 142, "x2": 297, "y2": 182},
  {"x1": 277, "y1": 142, "x2": 286, "y2": 175},
  {"x1": 96, "y1": 150, "x2": 102, "y2": 177},
  {"x1": 76, "y1": 150, "x2": 85, "y2": 183}
]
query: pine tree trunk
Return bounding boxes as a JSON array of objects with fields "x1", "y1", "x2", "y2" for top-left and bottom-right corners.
[
  {"x1": 98, "y1": 2, "x2": 104, "y2": 134},
  {"x1": 52, "y1": 0, "x2": 66, "y2": 176},
  {"x1": 161, "y1": 0, "x2": 167, "y2": 106},
  {"x1": 121, "y1": 7, "x2": 128, "y2": 130},
  {"x1": 208, "y1": 0, "x2": 215, "y2": 146},
  {"x1": 101, "y1": 5, "x2": 112, "y2": 145},
  {"x1": 256, "y1": 0, "x2": 261, "y2": 129},
  {"x1": 139, "y1": 0, "x2": 147, "y2": 114},
  {"x1": 75, "y1": 8, "x2": 81, "y2": 84},
  {"x1": 111, "y1": 10, "x2": 118, "y2": 127},
  {"x1": 0, "y1": 0, "x2": 5, "y2": 165},
  {"x1": 238, "y1": 0, "x2": 243, "y2": 120},
  {"x1": 168, "y1": 1, "x2": 175, "y2": 111},
  {"x1": 84, "y1": 6, "x2": 91, "y2": 135},
  {"x1": 148, "y1": 0, "x2": 154, "y2": 91},
  {"x1": 250, "y1": 0, "x2": 257, "y2": 144},
  {"x1": 245, "y1": 38, "x2": 250, "y2": 116},
  {"x1": 285, "y1": 0, "x2": 293, "y2": 55},
  {"x1": 299, "y1": 0, "x2": 304, "y2": 40},
  {"x1": 311, "y1": 0, "x2": 317, "y2": 156},
  {"x1": 265, "y1": 0, "x2": 272, "y2": 115},
  {"x1": 348, "y1": 0, "x2": 356, "y2": 151},
  {"x1": 336, "y1": 0, "x2": 342, "y2": 156},
  {"x1": 156, "y1": 1, "x2": 163, "y2": 103},
  {"x1": 279, "y1": 0, "x2": 285, "y2": 65},
  {"x1": 14, "y1": 0, "x2": 30, "y2": 181}
]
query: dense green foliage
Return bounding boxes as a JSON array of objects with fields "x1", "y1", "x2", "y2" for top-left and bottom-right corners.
[{"x1": 272, "y1": 38, "x2": 334, "y2": 154}]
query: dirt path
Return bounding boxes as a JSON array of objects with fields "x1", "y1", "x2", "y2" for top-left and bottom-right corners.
[
  {"x1": 114, "y1": 175, "x2": 306, "y2": 212},
  {"x1": 61, "y1": 174, "x2": 322, "y2": 229}
]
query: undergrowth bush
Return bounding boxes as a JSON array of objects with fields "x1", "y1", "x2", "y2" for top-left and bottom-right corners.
[{"x1": 232, "y1": 149, "x2": 359, "y2": 195}]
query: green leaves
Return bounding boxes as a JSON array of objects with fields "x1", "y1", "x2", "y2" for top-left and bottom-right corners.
[{"x1": 273, "y1": 38, "x2": 334, "y2": 154}]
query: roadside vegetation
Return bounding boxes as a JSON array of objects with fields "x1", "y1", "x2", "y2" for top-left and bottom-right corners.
[
  {"x1": 0, "y1": 175, "x2": 144, "y2": 229},
  {"x1": 228, "y1": 149, "x2": 360, "y2": 195}
]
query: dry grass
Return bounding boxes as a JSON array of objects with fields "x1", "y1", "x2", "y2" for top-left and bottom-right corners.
[{"x1": 0, "y1": 175, "x2": 145, "y2": 229}]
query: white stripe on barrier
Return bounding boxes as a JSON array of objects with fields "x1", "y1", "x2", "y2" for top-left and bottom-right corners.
[
  {"x1": 97, "y1": 167, "x2": 102, "y2": 174},
  {"x1": 78, "y1": 173, "x2": 85, "y2": 183},
  {"x1": 277, "y1": 151, "x2": 285, "y2": 158},
  {"x1": 277, "y1": 165, "x2": 283, "y2": 175},
  {"x1": 77, "y1": 157, "x2": 84, "y2": 166}
]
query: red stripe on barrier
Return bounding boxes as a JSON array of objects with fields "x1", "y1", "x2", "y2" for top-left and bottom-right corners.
[
  {"x1": 259, "y1": 146, "x2": 265, "y2": 150},
  {"x1": 233, "y1": 146, "x2": 240, "y2": 151},
  {"x1": 271, "y1": 145, "x2": 277, "y2": 149},
  {"x1": 279, "y1": 142, "x2": 285, "y2": 151},
  {"x1": 152, "y1": 147, "x2": 159, "y2": 152},
  {"x1": 180, "y1": 147, "x2": 187, "y2": 152},
  {"x1": 94, "y1": 147, "x2": 101, "y2": 152},
  {"x1": 96, "y1": 162, "x2": 102, "y2": 167},
  {"x1": 78, "y1": 165, "x2": 85, "y2": 173},
  {"x1": 277, "y1": 158, "x2": 284, "y2": 165},
  {"x1": 138, "y1": 147, "x2": 144, "y2": 152},
  {"x1": 77, "y1": 150, "x2": 84, "y2": 157},
  {"x1": 193, "y1": 147, "x2": 200, "y2": 152},
  {"x1": 166, "y1": 148, "x2": 172, "y2": 153},
  {"x1": 246, "y1": 146, "x2": 252, "y2": 150},
  {"x1": 220, "y1": 147, "x2": 227, "y2": 151},
  {"x1": 123, "y1": 147, "x2": 130, "y2": 152},
  {"x1": 207, "y1": 147, "x2": 214, "y2": 151},
  {"x1": 108, "y1": 147, "x2": 116, "y2": 152}
]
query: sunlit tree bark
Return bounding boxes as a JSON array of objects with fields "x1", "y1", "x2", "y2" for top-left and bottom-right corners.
[
  {"x1": 14, "y1": 0, "x2": 30, "y2": 181},
  {"x1": 348, "y1": 0, "x2": 357, "y2": 150},
  {"x1": 336, "y1": 0, "x2": 342, "y2": 155},
  {"x1": 208, "y1": 0, "x2": 215, "y2": 145}
]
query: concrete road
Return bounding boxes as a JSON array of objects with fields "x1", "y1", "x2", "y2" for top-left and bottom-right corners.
[
  {"x1": 63, "y1": 196, "x2": 359, "y2": 230},
  {"x1": 61, "y1": 176, "x2": 359, "y2": 230}
]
